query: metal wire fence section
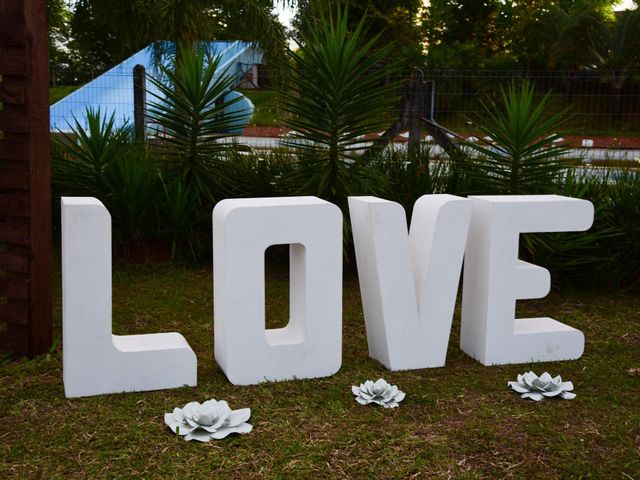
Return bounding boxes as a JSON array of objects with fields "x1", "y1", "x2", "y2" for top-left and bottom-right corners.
[
  {"x1": 50, "y1": 68, "x2": 134, "y2": 132},
  {"x1": 49, "y1": 67, "x2": 640, "y2": 135},
  {"x1": 419, "y1": 70, "x2": 640, "y2": 135}
]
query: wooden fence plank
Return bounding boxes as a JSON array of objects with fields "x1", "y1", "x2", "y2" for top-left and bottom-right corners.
[
  {"x1": 0, "y1": 167, "x2": 29, "y2": 189},
  {"x1": 0, "y1": 112, "x2": 30, "y2": 134},
  {"x1": 0, "y1": 222, "x2": 30, "y2": 245},
  {"x1": 0, "y1": 277, "x2": 29, "y2": 300},
  {"x1": 0, "y1": 140, "x2": 29, "y2": 161},
  {"x1": 0, "y1": 303, "x2": 29, "y2": 326},
  {"x1": 0, "y1": 82, "x2": 26, "y2": 104},
  {"x1": 0, "y1": 23, "x2": 26, "y2": 46},
  {"x1": 0, "y1": 252, "x2": 29, "y2": 273},
  {"x1": 0, "y1": 0, "x2": 52, "y2": 356},
  {"x1": 0, "y1": 194, "x2": 29, "y2": 216},
  {"x1": 0, "y1": 47, "x2": 27, "y2": 76},
  {"x1": 0, "y1": 326, "x2": 30, "y2": 355},
  {"x1": 24, "y1": 0, "x2": 53, "y2": 355}
]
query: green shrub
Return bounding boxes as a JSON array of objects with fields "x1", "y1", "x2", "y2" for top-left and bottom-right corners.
[
  {"x1": 279, "y1": 6, "x2": 401, "y2": 210},
  {"x1": 463, "y1": 81, "x2": 571, "y2": 195}
]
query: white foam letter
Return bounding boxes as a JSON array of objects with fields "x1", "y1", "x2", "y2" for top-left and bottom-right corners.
[
  {"x1": 460, "y1": 195, "x2": 594, "y2": 365},
  {"x1": 213, "y1": 197, "x2": 342, "y2": 385},
  {"x1": 349, "y1": 195, "x2": 472, "y2": 370},
  {"x1": 61, "y1": 197, "x2": 197, "y2": 398}
]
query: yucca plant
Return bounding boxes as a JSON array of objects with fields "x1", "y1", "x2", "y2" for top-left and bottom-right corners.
[
  {"x1": 146, "y1": 46, "x2": 248, "y2": 203},
  {"x1": 463, "y1": 81, "x2": 571, "y2": 195},
  {"x1": 371, "y1": 147, "x2": 452, "y2": 218},
  {"x1": 223, "y1": 149, "x2": 299, "y2": 199},
  {"x1": 52, "y1": 107, "x2": 132, "y2": 203},
  {"x1": 104, "y1": 147, "x2": 160, "y2": 246},
  {"x1": 157, "y1": 173, "x2": 205, "y2": 262},
  {"x1": 279, "y1": 6, "x2": 400, "y2": 207}
]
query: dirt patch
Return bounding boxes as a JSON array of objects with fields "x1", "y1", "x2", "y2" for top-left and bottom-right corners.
[{"x1": 622, "y1": 331, "x2": 640, "y2": 347}]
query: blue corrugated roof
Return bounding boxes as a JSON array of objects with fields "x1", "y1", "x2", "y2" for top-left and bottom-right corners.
[{"x1": 50, "y1": 41, "x2": 262, "y2": 133}]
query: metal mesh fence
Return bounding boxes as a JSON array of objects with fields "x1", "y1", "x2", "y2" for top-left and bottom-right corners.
[
  {"x1": 420, "y1": 70, "x2": 640, "y2": 135},
  {"x1": 50, "y1": 67, "x2": 640, "y2": 135}
]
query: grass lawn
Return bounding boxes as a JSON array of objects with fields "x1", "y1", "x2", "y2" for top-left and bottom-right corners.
[
  {"x1": 49, "y1": 85, "x2": 83, "y2": 105},
  {"x1": 1, "y1": 262, "x2": 639, "y2": 478},
  {"x1": 239, "y1": 89, "x2": 280, "y2": 126}
]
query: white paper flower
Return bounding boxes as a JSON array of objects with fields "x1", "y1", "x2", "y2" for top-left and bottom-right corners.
[
  {"x1": 164, "y1": 400, "x2": 253, "y2": 442},
  {"x1": 352, "y1": 378, "x2": 405, "y2": 408},
  {"x1": 508, "y1": 371, "x2": 576, "y2": 401}
]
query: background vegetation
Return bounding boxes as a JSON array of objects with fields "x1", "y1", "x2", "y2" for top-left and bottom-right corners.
[
  {"x1": 0, "y1": 3, "x2": 636, "y2": 479},
  {"x1": 51, "y1": 36, "x2": 640, "y2": 289}
]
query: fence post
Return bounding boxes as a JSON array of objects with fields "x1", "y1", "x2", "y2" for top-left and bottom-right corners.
[
  {"x1": 0, "y1": 0, "x2": 52, "y2": 356},
  {"x1": 133, "y1": 64, "x2": 147, "y2": 142},
  {"x1": 408, "y1": 71, "x2": 424, "y2": 158}
]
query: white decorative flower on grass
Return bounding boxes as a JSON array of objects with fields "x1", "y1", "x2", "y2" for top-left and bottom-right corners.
[
  {"x1": 352, "y1": 378, "x2": 405, "y2": 408},
  {"x1": 165, "y1": 400, "x2": 253, "y2": 442},
  {"x1": 508, "y1": 371, "x2": 576, "y2": 401}
]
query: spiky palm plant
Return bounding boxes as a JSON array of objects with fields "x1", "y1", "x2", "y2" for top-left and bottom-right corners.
[
  {"x1": 463, "y1": 81, "x2": 571, "y2": 195},
  {"x1": 52, "y1": 107, "x2": 132, "y2": 203},
  {"x1": 279, "y1": 6, "x2": 400, "y2": 207},
  {"x1": 146, "y1": 47, "x2": 247, "y2": 203}
]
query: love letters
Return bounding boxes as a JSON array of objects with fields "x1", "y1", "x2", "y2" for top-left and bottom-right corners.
[{"x1": 61, "y1": 194, "x2": 594, "y2": 397}]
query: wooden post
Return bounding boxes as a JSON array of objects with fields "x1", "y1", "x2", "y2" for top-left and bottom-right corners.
[
  {"x1": 0, "y1": 0, "x2": 52, "y2": 356},
  {"x1": 133, "y1": 64, "x2": 146, "y2": 142}
]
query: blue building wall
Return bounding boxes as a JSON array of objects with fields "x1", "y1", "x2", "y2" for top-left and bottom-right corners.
[{"x1": 50, "y1": 41, "x2": 261, "y2": 134}]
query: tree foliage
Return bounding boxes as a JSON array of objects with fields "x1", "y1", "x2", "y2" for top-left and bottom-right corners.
[
  {"x1": 293, "y1": 0, "x2": 424, "y2": 64},
  {"x1": 551, "y1": 7, "x2": 640, "y2": 89},
  {"x1": 69, "y1": 0, "x2": 287, "y2": 67},
  {"x1": 421, "y1": 0, "x2": 621, "y2": 68},
  {"x1": 48, "y1": 0, "x2": 72, "y2": 65}
]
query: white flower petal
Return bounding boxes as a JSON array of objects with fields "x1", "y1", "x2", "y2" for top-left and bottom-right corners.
[
  {"x1": 185, "y1": 416, "x2": 200, "y2": 428},
  {"x1": 359, "y1": 391, "x2": 374, "y2": 400},
  {"x1": 539, "y1": 372, "x2": 553, "y2": 384},
  {"x1": 182, "y1": 402, "x2": 201, "y2": 418},
  {"x1": 373, "y1": 379, "x2": 387, "y2": 394},
  {"x1": 172, "y1": 408, "x2": 185, "y2": 423},
  {"x1": 521, "y1": 392, "x2": 544, "y2": 401},
  {"x1": 210, "y1": 422, "x2": 253, "y2": 440},
  {"x1": 560, "y1": 391, "x2": 576, "y2": 400},
  {"x1": 197, "y1": 401, "x2": 221, "y2": 426},
  {"x1": 184, "y1": 430, "x2": 212, "y2": 442},
  {"x1": 508, "y1": 382, "x2": 530, "y2": 394},
  {"x1": 542, "y1": 389, "x2": 564, "y2": 397},
  {"x1": 355, "y1": 397, "x2": 371, "y2": 405},
  {"x1": 531, "y1": 377, "x2": 549, "y2": 391},
  {"x1": 383, "y1": 386, "x2": 398, "y2": 400},
  {"x1": 351, "y1": 386, "x2": 361, "y2": 396},
  {"x1": 164, "y1": 413, "x2": 179, "y2": 432},
  {"x1": 176, "y1": 424, "x2": 197, "y2": 436},
  {"x1": 560, "y1": 381, "x2": 574, "y2": 391},
  {"x1": 224, "y1": 408, "x2": 251, "y2": 428},
  {"x1": 200, "y1": 424, "x2": 222, "y2": 433},
  {"x1": 523, "y1": 372, "x2": 537, "y2": 387},
  {"x1": 393, "y1": 391, "x2": 406, "y2": 403}
]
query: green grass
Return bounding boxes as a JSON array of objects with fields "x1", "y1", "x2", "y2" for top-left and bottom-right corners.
[
  {"x1": 49, "y1": 85, "x2": 82, "y2": 105},
  {"x1": 239, "y1": 88, "x2": 280, "y2": 126},
  {"x1": 1, "y1": 262, "x2": 639, "y2": 478}
]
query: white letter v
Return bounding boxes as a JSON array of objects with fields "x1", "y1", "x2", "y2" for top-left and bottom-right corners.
[{"x1": 349, "y1": 195, "x2": 472, "y2": 370}]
